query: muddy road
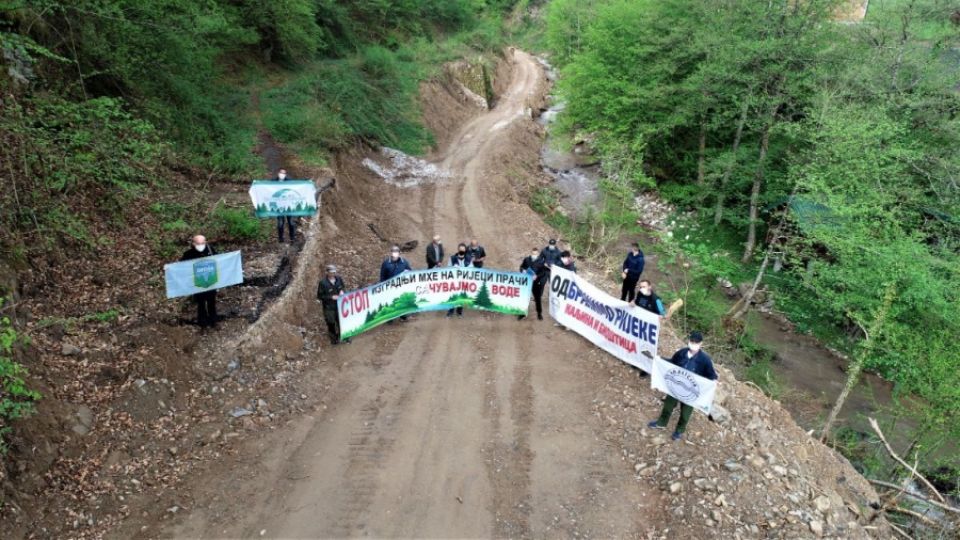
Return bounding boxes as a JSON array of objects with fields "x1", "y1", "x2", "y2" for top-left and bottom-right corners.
[{"x1": 149, "y1": 50, "x2": 659, "y2": 539}]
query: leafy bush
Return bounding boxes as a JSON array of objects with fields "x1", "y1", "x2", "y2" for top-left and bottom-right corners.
[
  {"x1": 211, "y1": 204, "x2": 265, "y2": 241},
  {"x1": 0, "y1": 304, "x2": 41, "y2": 453}
]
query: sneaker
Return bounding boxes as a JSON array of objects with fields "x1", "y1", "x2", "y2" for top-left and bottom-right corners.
[
  {"x1": 341, "y1": 338, "x2": 352, "y2": 344},
  {"x1": 457, "y1": 313, "x2": 463, "y2": 318},
  {"x1": 517, "y1": 315, "x2": 525, "y2": 321},
  {"x1": 647, "y1": 420, "x2": 665, "y2": 430},
  {"x1": 537, "y1": 313, "x2": 543, "y2": 320},
  {"x1": 671, "y1": 431, "x2": 683, "y2": 441},
  {"x1": 446, "y1": 312, "x2": 453, "y2": 318}
]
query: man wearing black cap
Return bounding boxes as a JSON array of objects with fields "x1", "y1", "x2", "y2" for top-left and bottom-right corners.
[
  {"x1": 317, "y1": 264, "x2": 349, "y2": 344},
  {"x1": 648, "y1": 331, "x2": 717, "y2": 440},
  {"x1": 539, "y1": 239, "x2": 562, "y2": 269},
  {"x1": 519, "y1": 247, "x2": 548, "y2": 320}
]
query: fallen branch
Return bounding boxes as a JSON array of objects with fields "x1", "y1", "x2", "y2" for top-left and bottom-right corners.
[
  {"x1": 888, "y1": 522, "x2": 914, "y2": 540},
  {"x1": 868, "y1": 417, "x2": 946, "y2": 503},
  {"x1": 886, "y1": 505, "x2": 941, "y2": 529},
  {"x1": 867, "y1": 479, "x2": 960, "y2": 515}
]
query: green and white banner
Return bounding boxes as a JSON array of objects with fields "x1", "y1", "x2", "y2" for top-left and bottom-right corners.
[
  {"x1": 651, "y1": 356, "x2": 718, "y2": 415},
  {"x1": 164, "y1": 251, "x2": 243, "y2": 299},
  {"x1": 338, "y1": 267, "x2": 533, "y2": 339},
  {"x1": 249, "y1": 180, "x2": 318, "y2": 217}
]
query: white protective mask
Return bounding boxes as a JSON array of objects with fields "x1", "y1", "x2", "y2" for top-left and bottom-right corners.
[
  {"x1": 640, "y1": 287, "x2": 651, "y2": 295},
  {"x1": 561, "y1": 257, "x2": 570, "y2": 265},
  {"x1": 278, "y1": 173, "x2": 286, "y2": 180},
  {"x1": 688, "y1": 342, "x2": 701, "y2": 353},
  {"x1": 194, "y1": 244, "x2": 206, "y2": 252}
]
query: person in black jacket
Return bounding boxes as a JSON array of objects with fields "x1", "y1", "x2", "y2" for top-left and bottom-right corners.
[
  {"x1": 317, "y1": 264, "x2": 349, "y2": 345},
  {"x1": 274, "y1": 168, "x2": 296, "y2": 243},
  {"x1": 519, "y1": 247, "x2": 548, "y2": 320},
  {"x1": 180, "y1": 235, "x2": 218, "y2": 329},
  {"x1": 380, "y1": 245, "x2": 412, "y2": 321},
  {"x1": 539, "y1": 238, "x2": 562, "y2": 268},
  {"x1": 425, "y1": 235, "x2": 444, "y2": 269},
  {"x1": 555, "y1": 250, "x2": 577, "y2": 273},
  {"x1": 621, "y1": 242, "x2": 645, "y2": 302},
  {"x1": 634, "y1": 279, "x2": 666, "y2": 318},
  {"x1": 648, "y1": 331, "x2": 718, "y2": 441},
  {"x1": 446, "y1": 244, "x2": 473, "y2": 318},
  {"x1": 467, "y1": 239, "x2": 486, "y2": 268}
]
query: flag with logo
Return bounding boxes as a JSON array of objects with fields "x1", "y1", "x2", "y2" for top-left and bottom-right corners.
[
  {"x1": 164, "y1": 251, "x2": 244, "y2": 299},
  {"x1": 249, "y1": 180, "x2": 318, "y2": 217},
  {"x1": 650, "y1": 356, "x2": 718, "y2": 415}
]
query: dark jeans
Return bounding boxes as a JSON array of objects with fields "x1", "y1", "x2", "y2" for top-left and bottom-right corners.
[
  {"x1": 621, "y1": 272, "x2": 641, "y2": 302},
  {"x1": 323, "y1": 306, "x2": 340, "y2": 343},
  {"x1": 532, "y1": 276, "x2": 546, "y2": 316},
  {"x1": 277, "y1": 216, "x2": 296, "y2": 242},
  {"x1": 427, "y1": 262, "x2": 440, "y2": 269},
  {"x1": 194, "y1": 291, "x2": 217, "y2": 328},
  {"x1": 447, "y1": 306, "x2": 463, "y2": 316},
  {"x1": 656, "y1": 396, "x2": 693, "y2": 433},
  {"x1": 472, "y1": 261, "x2": 484, "y2": 268}
]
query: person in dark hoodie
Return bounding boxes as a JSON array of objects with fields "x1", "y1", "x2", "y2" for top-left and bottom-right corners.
[
  {"x1": 317, "y1": 264, "x2": 349, "y2": 345},
  {"x1": 518, "y1": 247, "x2": 548, "y2": 320},
  {"x1": 273, "y1": 168, "x2": 297, "y2": 243},
  {"x1": 446, "y1": 243, "x2": 473, "y2": 318},
  {"x1": 380, "y1": 245, "x2": 412, "y2": 321},
  {"x1": 648, "y1": 331, "x2": 718, "y2": 441},
  {"x1": 180, "y1": 235, "x2": 218, "y2": 329},
  {"x1": 620, "y1": 242, "x2": 645, "y2": 302}
]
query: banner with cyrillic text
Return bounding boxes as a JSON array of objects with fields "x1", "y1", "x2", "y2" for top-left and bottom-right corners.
[
  {"x1": 338, "y1": 267, "x2": 533, "y2": 339},
  {"x1": 547, "y1": 266, "x2": 660, "y2": 372},
  {"x1": 651, "y1": 356, "x2": 717, "y2": 415},
  {"x1": 249, "y1": 180, "x2": 317, "y2": 217},
  {"x1": 164, "y1": 251, "x2": 243, "y2": 299}
]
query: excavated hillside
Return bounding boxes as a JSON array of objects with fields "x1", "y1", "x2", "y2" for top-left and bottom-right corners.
[{"x1": 3, "y1": 49, "x2": 892, "y2": 539}]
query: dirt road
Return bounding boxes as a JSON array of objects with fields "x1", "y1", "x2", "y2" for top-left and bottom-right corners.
[{"x1": 159, "y1": 50, "x2": 660, "y2": 539}]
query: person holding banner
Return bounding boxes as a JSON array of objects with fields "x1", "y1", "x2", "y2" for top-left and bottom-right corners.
[
  {"x1": 179, "y1": 235, "x2": 218, "y2": 329},
  {"x1": 556, "y1": 250, "x2": 577, "y2": 273},
  {"x1": 634, "y1": 279, "x2": 666, "y2": 318},
  {"x1": 620, "y1": 243, "x2": 645, "y2": 302},
  {"x1": 519, "y1": 247, "x2": 548, "y2": 320},
  {"x1": 317, "y1": 264, "x2": 350, "y2": 345},
  {"x1": 380, "y1": 245, "x2": 412, "y2": 322},
  {"x1": 273, "y1": 168, "x2": 297, "y2": 244},
  {"x1": 467, "y1": 239, "x2": 487, "y2": 268},
  {"x1": 446, "y1": 243, "x2": 473, "y2": 318},
  {"x1": 648, "y1": 332, "x2": 718, "y2": 441},
  {"x1": 425, "y1": 235, "x2": 444, "y2": 269}
]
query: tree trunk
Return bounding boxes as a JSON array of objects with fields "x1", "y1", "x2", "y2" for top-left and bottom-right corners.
[
  {"x1": 820, "y1": 282, "x2": 897, "y2": 442},
  {"x1": 697, "y1": 114, "x2": 707, "y2": 186},
  {"x1": 741, "y1": 101, "x2": 778, "y2": 263},
  {"x1": 714, "y1": 98, "x2": 749, "y2": 225}
]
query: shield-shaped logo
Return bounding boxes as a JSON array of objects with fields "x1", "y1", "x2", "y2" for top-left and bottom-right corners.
[{"x1": 193, "y1": 259, "x2": 218, "y2": 288}]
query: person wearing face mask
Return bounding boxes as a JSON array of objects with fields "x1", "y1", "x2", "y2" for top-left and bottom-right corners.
[
  {"x1": 518, "y1": 247, "x2": 548, "y2": 320},
  {"x1": 466, "y1": 239, "x2": 487, "y2": 268},
  {"x1": 634, "y1": 279, "x2": 666, "y2": 317},
  {"x1": 274, "y1": 168, "x2": 297, "y2": 244},
  {"x1": 620, "y1": 242, "x2": 645, "y2": 302},
  {"x1": 179, "y1": 235, "x2": 218, "y2": 329},
  {"x1": 380, "y1": 245, "x2": 413, "y2": 321},
  {"x1": 446, "y1": 243, "x2": 473, "y2": 318},
  {"x1": 425, "y1": 234, "x2": 444, "y2": 269},
  {"x1": 648, "y1": 331, "x2": 718, "y2": 441},
  {"x1": 317, "y1": 264, "x2": 350, "y2": 345},
  {"x1": 555, "y1": 250, "x2": 577, "y2": 273},
  {"x1": 539, "y1": 239, "x2": 562, "y2": 268}
]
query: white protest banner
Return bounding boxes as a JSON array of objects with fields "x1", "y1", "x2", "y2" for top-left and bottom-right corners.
[
  {"x1": 164, "y1": 251, "x2": 243, "y2": 299},
  {"x1": 338, "y1": 267, "x2": 533, "y2": 339},
  {"x1": 651, "y1": 356, "x2": 717, "y2": 415},
  {"x1": 547, "y1": 266, "x2": 660, "y2": 372},
  {"x1": 249, "y1": 180, "x2": 317, "y2": 217}
]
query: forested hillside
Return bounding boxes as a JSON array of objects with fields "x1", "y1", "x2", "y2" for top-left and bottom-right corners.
[{"x1": 545, "y1": 0, "x2": 959, "y2": 483}]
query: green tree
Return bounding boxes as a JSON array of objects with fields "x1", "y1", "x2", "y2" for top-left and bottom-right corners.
[{"x1": 474, "y1": 282, "x2": 493, "y2": 308}]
